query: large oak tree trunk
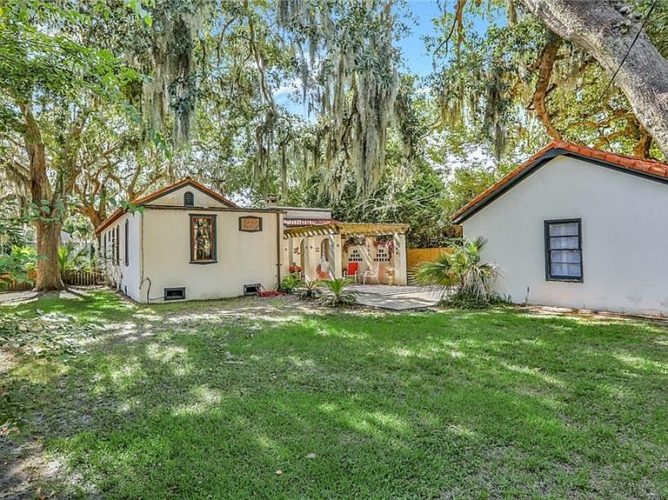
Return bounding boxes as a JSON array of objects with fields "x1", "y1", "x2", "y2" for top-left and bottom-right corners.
[
  {"x1": 20, "y1": 103, "x2": 64, "y2": 291},
  {"x1": 34, "y1": 220, "x2": 63, "y2": 291},
  {"x1": 520, "y1": 0, "x2": 668, "y2": 156}
]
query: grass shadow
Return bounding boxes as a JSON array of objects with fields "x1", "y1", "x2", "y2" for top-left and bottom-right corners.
[{"x1": 1, "y1": 291, "x2": 667, "y2": 497}]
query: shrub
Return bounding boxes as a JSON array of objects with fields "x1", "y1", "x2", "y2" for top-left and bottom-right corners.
[
  {"x1": 279, "y1": 273, "x2": 302, "y2": 294},
  {"x1": 318, "y1": 277, "x2": 356, "y2": 307},
  {"x1": 58, "y1": 242, "x2": 96, "y2": 273},
  {"x1": 297, "y1": 279, "x2": 321, "y2": 300},
  {"x1": 0, "y1": 246, "x2": 37, "y2": 289},
  {"x1": 415, "y1": 237, "x2": 500, "y2": 308}
]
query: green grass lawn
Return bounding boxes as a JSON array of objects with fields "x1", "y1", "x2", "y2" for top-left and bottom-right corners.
[{"x1": 1, "y1": 290, "x2": 667, "y2": 498}]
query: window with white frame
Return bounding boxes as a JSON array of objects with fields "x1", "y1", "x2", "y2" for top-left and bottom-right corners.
[{"x1": 545, "y1": 219, "x2": 582, "y2": 281}]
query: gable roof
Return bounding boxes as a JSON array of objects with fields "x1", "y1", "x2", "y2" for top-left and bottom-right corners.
[
  {"x1": 452, "y1": 141, "x2": 668, "y2": 224},
  {"x1": 94, "y1": 178, "x2": 238, "y2": 235},
  {"x1": 132, "y1": 177, "x2": 238, "y2": 208}
]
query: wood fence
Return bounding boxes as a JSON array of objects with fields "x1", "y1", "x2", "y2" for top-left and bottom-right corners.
[
  {"x1": 1, "y1": 269, "x2": 104, "y2": 292},
  {"x1": 407, "y1": 247, "x2": 453, "y2": 270},
  {"x1": 62, "y1": 269, "x2": 105, "y2": 287}
]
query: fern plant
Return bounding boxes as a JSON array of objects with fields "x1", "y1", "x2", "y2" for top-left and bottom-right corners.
[{"x1": 318, "y1": 277, "x2": 356, "y2": 307}]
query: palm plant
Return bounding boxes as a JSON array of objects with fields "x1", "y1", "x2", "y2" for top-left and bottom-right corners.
[
  {"x1": 318, "y1": 277, "x2": 356, "y2": 307},
  {"x1": 415, "y1": 237, "x2": 500, "y2": 307},
  {"x1": 297, "y1": 279, "x2": 321, "y2": 300}
]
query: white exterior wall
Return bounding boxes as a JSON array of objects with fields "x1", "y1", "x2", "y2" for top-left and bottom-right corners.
[
  {"x1": 99, "y1": 212, "x2": 142, "y2": 301},
  {"x1": 139, "y1": 209, "x2": 282, "y2": 302},
  {"x1": 122, "y1": 212, "x2": 142, "y2": 300},
  {"x1": 145, "y1": 185, "x2": 229, "y2": 208},
  {"x1": 462, "y1": 155, "x2": 668, "y2": 316}
]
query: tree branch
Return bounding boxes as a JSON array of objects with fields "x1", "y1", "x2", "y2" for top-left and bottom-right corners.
[{"x1": 530, "y1": 38, "x2": 563, "y2": 140}]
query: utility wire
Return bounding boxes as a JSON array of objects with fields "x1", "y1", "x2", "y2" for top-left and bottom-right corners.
[{"x1": 600, "y1": 0, "x2": 658, "y2": 97}]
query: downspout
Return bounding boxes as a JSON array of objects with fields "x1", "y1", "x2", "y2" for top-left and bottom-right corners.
[{"x1": 276, "y1": 212, "x2": 282, "y2": 288}]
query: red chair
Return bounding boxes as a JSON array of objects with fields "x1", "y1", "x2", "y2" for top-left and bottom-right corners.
[{"x1": 346, "y1": 262, "x2": 359, "y2": 282}]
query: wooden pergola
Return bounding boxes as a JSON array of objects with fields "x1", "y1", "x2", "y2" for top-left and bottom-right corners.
[
  {"x1": 283, "y1": 222, "x2": 410, "y2": 285},
  {"x1": 283, "y1": 222, "x2": 409, "y2": 239}
]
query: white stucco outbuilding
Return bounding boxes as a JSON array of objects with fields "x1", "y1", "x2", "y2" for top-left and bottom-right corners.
[
  {"x1": 452, "y1": 141, "x2": 668, "y2": 317},
  {"x1": 95, "y1": 178, "x2": 285, "y2": 303},
  {"x1": 95, "y1": 178, "x2": 409, "y2": 303}
]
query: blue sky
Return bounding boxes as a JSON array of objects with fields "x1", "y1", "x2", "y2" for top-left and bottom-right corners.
[
  {"x1": 398, "y1": 1, "x2": 501, "y2": 75},
  {"x1": 397, "y1": 1, "x2": 442, "y2": 76}
]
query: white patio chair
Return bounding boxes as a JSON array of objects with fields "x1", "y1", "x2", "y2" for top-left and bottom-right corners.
[{"x1": 363, "y1": 263, "x2": 380, "y2": 284}]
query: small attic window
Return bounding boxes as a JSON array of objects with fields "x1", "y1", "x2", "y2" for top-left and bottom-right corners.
[{"x1": 184, "y1": 191, "x2": 194, "y2": 206}]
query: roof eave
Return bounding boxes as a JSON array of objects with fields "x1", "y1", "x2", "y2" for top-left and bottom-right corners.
[
  {"x1": 451, "y1": 144, "x2": 668, "y2": 224},
  {"x1": 451, "y1": 148, "x2": 563, "y2": 224},
  {"x1": 94, "y1": 178, "x2": 239, "y2": 234}
]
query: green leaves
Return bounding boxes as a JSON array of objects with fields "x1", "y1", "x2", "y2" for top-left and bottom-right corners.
[
  {"x1": 279, "y1": 273, "x2": 303, "y2": 294},
  {"x1": 318, "y1": 277, "x2": 356, "y2": 307},
  {"x1": 125, "y1": 0, "x2": 155, "y2": 26},
  {"x1": 0, "y1": 245, "x2": 37, "y2": 288},
  {"x1": 119, "y1": 201, "x2": 145, "y2": 215},
  {"x1": 415, "y1": 237, "x2": 500, "y2": 307},
  {"x1": 26, "y1": 199, "x2": 66, "y2": 224},
  {"x1": 0, "y1": 0, "x2": 141, "y2": 108}
]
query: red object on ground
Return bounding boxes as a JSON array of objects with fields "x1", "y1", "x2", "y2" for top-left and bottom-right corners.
[{"x1": 258, "y1": 290, "x2": 283, "y2": 297}]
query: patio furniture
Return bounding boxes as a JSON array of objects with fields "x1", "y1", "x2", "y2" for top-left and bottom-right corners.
[
  {"x1": 363, "y1": 263, "x2": 380, "y2": 284},
  {"x1": 344, "y1": 262, "x2": 359, "y2": 283}
]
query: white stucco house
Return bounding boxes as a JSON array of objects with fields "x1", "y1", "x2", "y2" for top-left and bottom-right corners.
[
  {"x1": 95, "y1": 178, "x2": 409, "y2": 303},
  {"x1": 452, "y1": 141, "x2": 668, "y2": 317}
]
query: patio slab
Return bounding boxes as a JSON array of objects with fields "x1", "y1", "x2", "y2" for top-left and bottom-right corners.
[{"x1": 351, "y1": 284, "x2": 445, "y2": 311}]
